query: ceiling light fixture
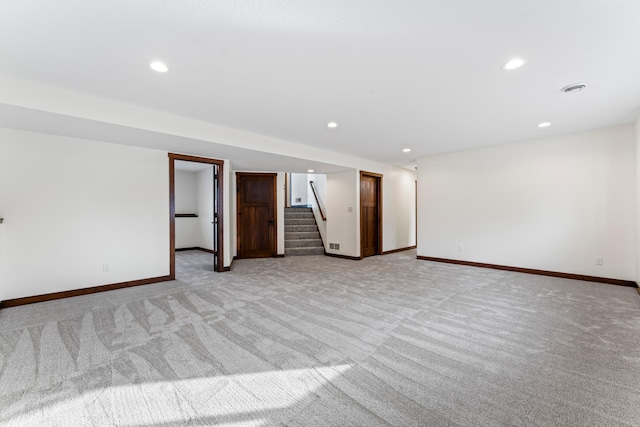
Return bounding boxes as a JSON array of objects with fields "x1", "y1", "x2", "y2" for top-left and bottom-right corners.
[
  {"x1": 327, "y1": 121, "x2": 338, "y2": 128},
  {"x1": 150, "y1": 61, "x2": 168, "y2": 72},
  {"x1": 307, "y1": 169, "x2": 314, "y2": 173},
  {"x1": 402, "y1": 148, "x2": 412, "y2": 153},
  {"x1": 562, "y1": 83, "x2": 586, "y2": 93},
  {"x1": 538, "y1": 122, "x2": 551, "y2": 128},
  {"x1": 503, "y1": 58, "x2": 525, "y2": 70}
]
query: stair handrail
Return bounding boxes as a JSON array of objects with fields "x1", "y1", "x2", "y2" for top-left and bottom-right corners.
[{"x1": 309, "y1": 181, "x2": 327, "y2": 221}]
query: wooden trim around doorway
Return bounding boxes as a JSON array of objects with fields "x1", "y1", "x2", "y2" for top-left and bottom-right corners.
[
  {"x1": 169, "y1": 153, "x2": 226, "y2": 276},
  {"x1": 360, "y1": 171, "x2": 383, "y2": 257},
  {"x1": 236, "y1": 172, "x2": 278, "y2": 259}
]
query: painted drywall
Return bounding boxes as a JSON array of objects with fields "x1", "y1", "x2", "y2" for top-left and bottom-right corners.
[
  {"x1": 326, "y1": 169, "x2": 360, "y2": 257},
  {"x1": 0, "y1": 74, "x2": 417, "y2": 175},
  {"x1": 417, "y1": 125, "x2": 636, "y2": 280},
  {"x1": 290, "y1": 173, "x2": 309, "y2": 206},
  {"x1": 230, "y1": 169, "x2": 237, "y2": 260},
  {"x1": 636, "y1": 116, "x2": 640, "y2": 281},
  {"x1": 174, "y1": 170, "x2": 200, "y2": 248},
  {"x1": 196, "y1": 166, "x2": 215, "y2": 251},
  {"x1": 382, "y1": 168, "x2": 417, "y2": 251},
  {"x1": 222, "y1": 160, "x2": 232, "y2": 268},
  {"x1": 277, "y1": 172, "x2": 285, "y2": 255},
  {"x1": 0, "y1": 220, "x2": 4, "y2": 302},
  {"x1": 0, "y1": 127, "x2": 170, "y2": 300},
  {"x1": 325, "y1": 166, "x2": 417, "y2": 258},
  {"x1": 308, "y1": 174, "x2": 328, "y2": 247}
]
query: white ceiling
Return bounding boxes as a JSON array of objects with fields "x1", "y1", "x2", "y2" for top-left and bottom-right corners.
[{"x1": 1, "y1": 1, "x2": 639, "y2": 168}]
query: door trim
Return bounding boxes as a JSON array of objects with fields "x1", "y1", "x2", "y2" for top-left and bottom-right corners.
[
  {"x1": 236, "y1": 172, "x2": 278, "y2": 259},
  {"x1": 169, "y1": 153, "x2": 225, "y2": 277},
  {"x1": 360, "y1": 170, "x2": 383, "y2": 258}
]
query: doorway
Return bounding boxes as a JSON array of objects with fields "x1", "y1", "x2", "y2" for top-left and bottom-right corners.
[
  {"x1": 169, "y1": 153, "x2": 225, "y2": 277},
  {"x1": 360, "y1": 171, "x2": 382, "y2": 258},
  {"x1": 236, "y1": 173, "x2": 277, "y2": 258}
]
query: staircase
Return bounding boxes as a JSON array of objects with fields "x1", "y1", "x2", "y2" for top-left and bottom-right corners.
[{"x1": 284, "y1": 207, "x2": 325, "y2": 256}]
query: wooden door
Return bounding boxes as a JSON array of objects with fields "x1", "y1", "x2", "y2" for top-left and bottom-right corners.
[
  {"x1": 360, "y1": 172, "x2": 382, "y2": 258},
  {"x1": 237, "y1": 173, "x2": 277, "y2": 258}
]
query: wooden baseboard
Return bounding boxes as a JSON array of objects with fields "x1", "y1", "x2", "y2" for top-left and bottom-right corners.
[
  {"x1": 0, "y1": 275, "x2": 173, "y2": 309},
  {"x1": 325, "y1": 252, "x2": 362, "y2": 261},
  {"x1": 417, "y1": 256, "x2": 638, "y2": 288},
  {"x1": 382, "y1": 245, "x2": 417, "y2": 255}
]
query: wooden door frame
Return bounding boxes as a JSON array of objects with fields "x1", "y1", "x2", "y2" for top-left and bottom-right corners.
[
  {"x1": 169, "y1": 153, "x2": 225, "y2": 278},
  {"x1": 236, "y1": 172, "x2": 278, "y2": 259},
  {"x1": 360, "y1": 170, "x2": 383, "y2": 258}
]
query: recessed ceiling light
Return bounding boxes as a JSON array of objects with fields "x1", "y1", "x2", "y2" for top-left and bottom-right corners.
[
  {"x1": 307, "y1": 169, "x2": 314, "y2": 173},
  {"x1": 503, "y1": 58, "x2": 525, "y2": 70},
  {"x1": 327, "y1": 121, "x2": 338, "y2": 128},
  {"x1": 150, "y1": 61, "x2": 168, "y2": 72},
  {"x1": 402, "y1": 148, "x2": 412, "y2": 153},
  {"x1": 538, "y1": 122, "x2": 551, "y2": 128}
]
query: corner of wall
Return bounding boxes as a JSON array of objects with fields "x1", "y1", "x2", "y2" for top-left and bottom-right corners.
[{"x1": 635, "y1": 116, "x2": 640, "y2": 282}]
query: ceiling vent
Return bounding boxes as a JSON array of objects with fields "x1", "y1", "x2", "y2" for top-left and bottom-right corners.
[{"x1": 562, "y1": 83, "x2": 586, "y2": 93}]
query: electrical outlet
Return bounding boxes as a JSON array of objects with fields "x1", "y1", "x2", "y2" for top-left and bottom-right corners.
[
  {"x1": 457, "y1": 245, "x2": 463, "y2": 253},
  {"x1": 595, "y1": 257, "x2": 603, "y2": 266},
  {"x1": 103, "y1": 264, "x2": 110, "y2": 272},
  {"x1": 329, "y1": 243, "x2": 335, "y2": 249},
  {"x1": 348, "y1": 207, "x2": 353, "y2": 213},
  {"x1": 335, "y1": 243, "x2": 340, "y2": 250}
]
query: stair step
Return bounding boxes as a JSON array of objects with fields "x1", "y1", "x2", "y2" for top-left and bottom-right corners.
[
  {"x1": 285, "y1": 207, "x2": 312, "y2": 211},
  {"x1": 284, "y1": 212, "x2": 315, "y2": 219},
  {"x1": 285, "y1": 225, "x2": 318, "y2": 233},
  {"x1": 285, "y1": 218, "x2": 316, "y2": 225},
  {"x1": 285, "y1": 231, "x2": 320, "y2": 240},
  {"x1": 285, "y1": 247, "x2": 325, "y2": 256},
  {"x1": 285, "y1": 238, "x2": 323, "y2": 248}
]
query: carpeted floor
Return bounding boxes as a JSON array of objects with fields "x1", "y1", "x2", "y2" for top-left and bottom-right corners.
[{"x1": 1, "y1": 249, "x2": 639, "y2": 426}]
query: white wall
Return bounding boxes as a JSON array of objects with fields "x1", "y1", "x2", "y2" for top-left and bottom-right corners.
[
  {"x1": 277, "y1": 172, "x2": 285, "y2": 255},
  {"x1": 308, "y1": 174, "x2": 327, "y2": 247},
  {"x1": 222, "y1": 160, "x2": 232, "y2": 267},
  {"x1": 196, "y1": 166, "x2": 214, "y2": 251},
  {"x1": 326, "y1": 170, "x2": 360, "y2": 257},
  {"x1": 636, "y1": 116, "x2": 640, "y2": 281},
  {"x1": 290, "y1": 173, "x2": 309, "y2": 206},
  {"x1": 325, "y1": 166, "x2": 417, "y2": 258},
  {"x1": 382, "y1": 168, "x2": 417, "y2": 252},
  {"x1": 174, "y1": 170, "x2": 200, "y2": 248},
  {"x1": 230, "y1": 169, "x2": 237, "y2": 259},
  {"x1": 417, "y1": 125, "x2": 636, "y2": 280},
  {"x1": 0, "y1": 127, "x2": 169, "y2": 300}
]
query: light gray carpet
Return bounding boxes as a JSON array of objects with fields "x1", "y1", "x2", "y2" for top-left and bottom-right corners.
[{"x1": 1, "y1": 250, "x2": 640, "y2": 426}]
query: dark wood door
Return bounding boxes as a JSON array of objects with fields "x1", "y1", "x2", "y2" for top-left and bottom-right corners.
[
  {"x1": 360, "y1": 172, "x2": 382, "y2": 257},
  {"x1": 237, "y1": 173, "x2": 277, "y2": 258}
]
